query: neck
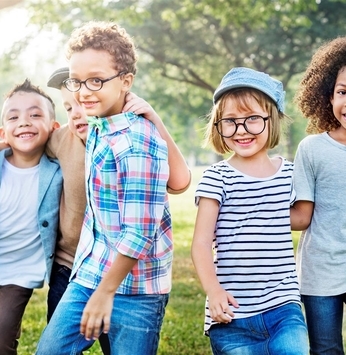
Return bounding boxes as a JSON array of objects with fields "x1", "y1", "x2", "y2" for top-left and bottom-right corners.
[{"x1": 6, "y1": 149, "x2": 43, "y2": 168}]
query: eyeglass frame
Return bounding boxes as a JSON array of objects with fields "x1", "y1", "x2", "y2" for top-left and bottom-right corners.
[
  {"x1": 63, "y1": 71, "x2": 127, "y2": 92},
  {"x1": 214, "y1": 115, "x2": 270, "y2": 138}
]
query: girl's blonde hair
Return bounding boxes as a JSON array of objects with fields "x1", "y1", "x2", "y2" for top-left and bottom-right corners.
[{"x1": 204, "y1": 88, "x2": 286, "y2": 155}]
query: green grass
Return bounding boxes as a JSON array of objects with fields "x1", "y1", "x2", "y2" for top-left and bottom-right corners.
[{"x1": 18, "y1": 166, "x2": 345, "y2": 354}]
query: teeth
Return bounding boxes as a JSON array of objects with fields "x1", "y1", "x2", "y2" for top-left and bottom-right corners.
[{"x1": 19, "y1": 133, "x2": 34, "y2": 138}]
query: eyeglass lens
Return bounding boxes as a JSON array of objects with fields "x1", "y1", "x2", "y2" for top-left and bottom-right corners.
[{"x1": 216, "y1": 116, "x2": 267, "y2": 138}]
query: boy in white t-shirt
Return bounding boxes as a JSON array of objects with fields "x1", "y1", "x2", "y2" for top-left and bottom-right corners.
[{"x1": 0, "y1": 79, "x2": 62, "y2": 355}]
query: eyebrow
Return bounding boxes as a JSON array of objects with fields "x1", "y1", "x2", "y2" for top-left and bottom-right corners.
[{"x1": 7, "y1": 105, "x2": 44, "y2": 113}]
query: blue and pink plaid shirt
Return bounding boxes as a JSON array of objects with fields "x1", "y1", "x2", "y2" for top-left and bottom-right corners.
[{"x1": 71, "y1": 112, "x2": 172, "y2": 294}]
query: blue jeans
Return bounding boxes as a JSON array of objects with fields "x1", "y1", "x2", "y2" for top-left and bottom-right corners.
[
  {"x1": 47, "y1": 262, "x2": 71, "y2": 321},
  {"x1": 36, "y1": 281, "x2": 169, "y2": 355},
  {"x1": 209, "y1": 303, "x2": 308, "y2": 355},
  {"x1": 302, "y1": 294, "x2": 346, "y2": 355}
]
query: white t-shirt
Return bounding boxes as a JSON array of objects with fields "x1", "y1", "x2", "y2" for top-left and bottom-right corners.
[
  {"x1": 195, "y1": 158, "x2": 300, "y2": 333},
  {"x1": 0, "y1": 159, "x2": 46, "y2": 288}
]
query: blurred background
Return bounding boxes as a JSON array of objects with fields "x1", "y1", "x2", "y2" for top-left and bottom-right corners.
[{"x1": 1, "y1": 0, "x2": 345, "y2": 165}]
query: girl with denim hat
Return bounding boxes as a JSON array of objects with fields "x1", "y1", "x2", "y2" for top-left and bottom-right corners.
[
  {"x1": 293, "y1": 37, "x2": 346, "y2": 354},
  {"x1": 191, "y1": 67, "x2": 309, "y2": 354}
]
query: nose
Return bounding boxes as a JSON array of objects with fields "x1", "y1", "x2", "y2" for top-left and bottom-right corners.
[
  {"x1": 79, "y1": 82, "x2": 92, "y2": 97},
  {"x1": 235, "y1": 122, "x2": 247, "y2": 134},
  {"x1": 18, "y1": 116, "x2": 31, "y2": 127},
  {"x1": 71, "y1": 106, "x2": 84, "y2": 120}
]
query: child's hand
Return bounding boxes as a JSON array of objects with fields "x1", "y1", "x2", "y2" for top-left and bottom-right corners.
[
  {"x1": 207, "y1": 286, "x2": 239, "y2": 323},
  {"x1": 123, "y1": 92, "x2": 161, "y2": 125},
  {"x1": 80, "y1": 288, "x2": 114, "y2": 341}
]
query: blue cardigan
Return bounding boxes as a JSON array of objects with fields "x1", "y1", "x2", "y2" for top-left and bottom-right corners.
[{"x1": 0, "y1": 149, "x2": 62, "y2": 283}]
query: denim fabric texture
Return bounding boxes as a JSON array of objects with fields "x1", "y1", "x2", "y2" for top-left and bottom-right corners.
[
  {"x1": 36, "y1": 281, "x2": 169, "y2": 355},
  {"x1": 47, "y1": 262, "x2": 71, "y2": 322},
  {"x1": 302, "y1": 294, "x2": 346, "y2": 355},
  {"x1": 47, "y1": 262, "x2": 111, "y2": 355},
  {"x1": 209, "y1": 303, "x2": 308, "y2": 355}
]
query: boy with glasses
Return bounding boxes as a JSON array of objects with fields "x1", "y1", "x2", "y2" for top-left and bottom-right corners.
[{"x1": 37, "y1": 21, "x2": 186, "y2": 355}]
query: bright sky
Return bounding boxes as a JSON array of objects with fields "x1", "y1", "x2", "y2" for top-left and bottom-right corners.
[
  {"x1": 0, "y1": 5, "x2": 66, "y2": 75},
  {"x1": 0, "y1": 5, "x2": 68, "y2": 120},
  {"x1": 0, "y1": 7, "x2": 28, "y2": 54}
]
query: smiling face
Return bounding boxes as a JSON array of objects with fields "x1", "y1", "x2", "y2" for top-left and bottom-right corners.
[
  {"x1": 330, "y1": 66, "x2": 346, "y2": 132},
  {"x1": 0, "y1": 91, "x2": 57, "y2": 166},
  {"x1": 61, "y1": 87, "x2": 88, "y2": 143},
  {"x1": 69, "y1": 48, "x2": 133, "y2": 118},
  {"x1": 220, "y1": 94, "x2": 270, "y2": 160}
]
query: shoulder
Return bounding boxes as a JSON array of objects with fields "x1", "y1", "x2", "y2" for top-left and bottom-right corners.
[
  {"x1": 47, "y1": 124, "x2": 84, "y2": 158},
  {"x1": 297, "y1": 133, "x2": 324, "y2": 149},
  {"x1": 39, "y1": 153, "x2": 61, "y2": 174}
]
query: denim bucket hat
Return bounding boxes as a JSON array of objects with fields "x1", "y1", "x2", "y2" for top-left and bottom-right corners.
[
  {"x1": 213, "y1": 67, "x2": 285, "y2": 112},
  {"x1": 47, "y1": 67, "x2": 69, "y2": 90}
]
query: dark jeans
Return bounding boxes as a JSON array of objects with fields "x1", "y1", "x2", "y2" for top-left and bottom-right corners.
[
  {"x1": 48, "y1": 262, "x2": 110, "y2": 355},
  {"x1": 0, "y1": 284, "x2": 33, "y2": 355},
  {"x1": 302, "y1": 294, "x2": 346, "y2": 355}
]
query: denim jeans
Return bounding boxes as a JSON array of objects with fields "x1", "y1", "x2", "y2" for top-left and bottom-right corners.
[
  {"x1": 36, "y1": 280, "x2": 169, "y2": 355},
  {"x1": 47, "y1": 262, "x2": 71, "y2": 322},
  {"x1": 47, "y1": 262, "x2": 110, "y2": 355},
  {"x1": 302, "y1": 294, "x2": 346, "y2": 355},
  {"x1": 0, "y1": 284, "x2": 33, "y2": 355},
  {"x1": 209, "y1": 302, "x2": 308, "y2": 355}
]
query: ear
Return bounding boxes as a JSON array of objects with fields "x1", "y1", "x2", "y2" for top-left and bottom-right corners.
[
  {"x1": 122, "y1": 73, "x2": 134, "y2": 93},
  {"x1": 52, "y1": 121, "x2": 60, "y2": 131},
  {"x1": 0, "y1": 127, "x2": 9, "y2": 146}
]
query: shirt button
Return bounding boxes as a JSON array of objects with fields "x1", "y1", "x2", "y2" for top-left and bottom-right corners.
[{"x1": 42, "y1": 221, "x2": 49, "y2": 227}]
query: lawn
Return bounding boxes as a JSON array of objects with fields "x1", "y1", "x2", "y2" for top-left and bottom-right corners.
[{"x1": 18, "y1": 166, "x2": 345, "y2": 354}]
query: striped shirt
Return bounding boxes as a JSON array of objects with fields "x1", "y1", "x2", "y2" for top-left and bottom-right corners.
[
  {"x1": 195, "y1": 158, "x2": 300, "y2": 333},
  {"x1": 71, "y1": 112, "x2": 172, "y2": 294}
]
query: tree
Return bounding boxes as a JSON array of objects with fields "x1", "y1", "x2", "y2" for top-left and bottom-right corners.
[{"x1": 22, "y1": 0, "x2": 346, "y2": 161}]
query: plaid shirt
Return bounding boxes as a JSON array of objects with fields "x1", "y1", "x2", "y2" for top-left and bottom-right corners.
[{"x1": 71, "y1": 112, "x2": 172, "y2": 294}]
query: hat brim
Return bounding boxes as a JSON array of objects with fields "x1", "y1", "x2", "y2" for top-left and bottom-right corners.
[{"x1": 47, "y1": 68, "x2": 69, "y2": 90}]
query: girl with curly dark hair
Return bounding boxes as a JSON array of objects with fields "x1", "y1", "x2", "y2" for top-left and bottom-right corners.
[{"x1": 293, "y1": 36, "x2": 346, "y2": 354}]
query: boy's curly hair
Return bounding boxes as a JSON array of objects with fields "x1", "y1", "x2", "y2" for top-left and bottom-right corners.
[
  {"x1": 66, "y1": 21, "x2": 138, "y2": 75},
  {"x1": 295, "y1": 36, "x2": 346, "y2": 134}
]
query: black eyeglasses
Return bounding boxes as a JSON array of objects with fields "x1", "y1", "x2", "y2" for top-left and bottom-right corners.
[
  {"x1": 214, "y1": 115, "x2": 269, "y2": 138},
  {"x1": 63, "y1": 71, "x2": 127, "y2": 92}
]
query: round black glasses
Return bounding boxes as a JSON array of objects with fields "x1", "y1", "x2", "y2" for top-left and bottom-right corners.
[
  {"x1": 214, "y1": 115, "x2": 269, "y2": 138},
  {"x1": 63, "y1": 71, "x2": 127, "y2": 92}
]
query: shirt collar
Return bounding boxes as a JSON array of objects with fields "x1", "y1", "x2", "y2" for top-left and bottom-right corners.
[{"x1": 87, "y1": 112, "x2": 138, "y2": 135}]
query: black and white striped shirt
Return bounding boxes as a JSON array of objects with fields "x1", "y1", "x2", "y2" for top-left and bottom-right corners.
[{"x1": 195, "y1": 158, "x2": 300, "y2": 333}]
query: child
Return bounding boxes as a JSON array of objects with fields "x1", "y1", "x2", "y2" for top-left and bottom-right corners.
[
  {"x1": 0, "y1": 79, "x2": 62, "y2": 355},
  {"x1": 293, "y1": 36, "x2": 346, "y2": 354},
  {"x1": 191, "y1": 67, "x2": 308, "y2": 354},
  {"x1": 36, "y1": 21, "x2": 175, "y2": 355},
  {"x1": 44, "y1": 66, "x2": 190, "y2": 354}
]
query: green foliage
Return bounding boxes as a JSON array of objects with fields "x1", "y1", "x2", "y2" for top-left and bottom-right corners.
[{"x1": 7, "y1": 0, "x2": 346, "y2": 160}]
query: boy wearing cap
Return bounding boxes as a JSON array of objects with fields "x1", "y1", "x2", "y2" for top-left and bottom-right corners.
[
  {"x1": 0, "y1": 79, "x2": 62, "y2": 355},
  {"x1": 192, "y1": 67, "x2": 308, "y2": 354}
]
